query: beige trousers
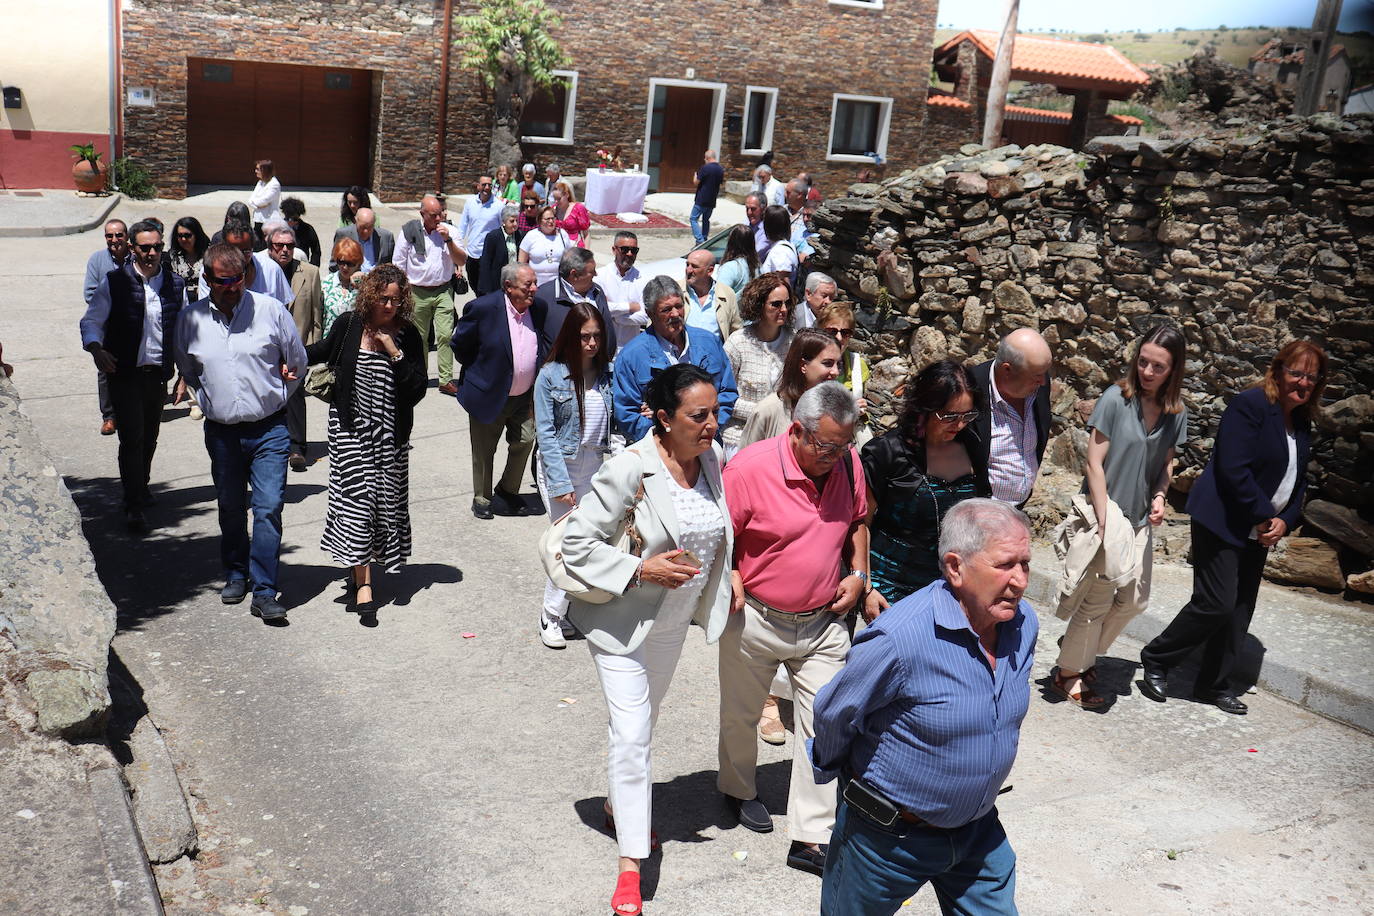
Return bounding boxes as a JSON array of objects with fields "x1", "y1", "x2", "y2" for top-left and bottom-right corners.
[
  {"x1": 1057, "y1": 523, "x2": 1154, "y2": 673},
  {"x1": 717, "y1": 603, "x2": 849, "y2": 844}
]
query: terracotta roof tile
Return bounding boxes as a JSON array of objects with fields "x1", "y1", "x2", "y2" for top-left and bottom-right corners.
[
  {"x1": 936, "y1": 30, "x2": 1150, "y2": 88},
  {"x1": 927, "y1": 94, "x2": 972, "y2": 109}
]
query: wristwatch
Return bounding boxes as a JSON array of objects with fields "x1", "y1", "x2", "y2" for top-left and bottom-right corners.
[
  {"x1": 848, "y1": 569, "x2": 872, "y2": 596},
  {"x1": 389, "y1": 349, "x2": 404, "y2": 364}
]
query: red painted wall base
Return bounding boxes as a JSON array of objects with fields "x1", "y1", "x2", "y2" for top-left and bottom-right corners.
[{"x1": 0, "y1": 130, "x2": 116, "y2": 190}]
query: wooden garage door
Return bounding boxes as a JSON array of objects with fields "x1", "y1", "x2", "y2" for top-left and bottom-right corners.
[{"x1": 187, "y1": 58, "x2": 372, "y2": 187}]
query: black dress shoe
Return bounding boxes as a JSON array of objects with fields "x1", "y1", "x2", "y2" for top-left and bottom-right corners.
[
  {"x1": 471, "y1": 500, "x2": 494, "y2": 520},
  {"x1": 250, "y1": 594, "x2": 288, "y2": 621},
  {"x1": 786, "y1": 841, "x2": 827, "y2": 876},
  {"x1": 726, "y1": 795, "x2": 773, "y2": 833},
  {"x1": 1197, "y1": 692, "x2": 1248, "y2": 715},
  {"x1": 125, "y1": 508, "x2": 149, "y2": 535},
  {"x1": 289, "y1": 453, "x2": 307, "y2": 472},
  {"x1": 1139, "y1": 665, "x2": 1169, "y2": 703},
  {"x1": 493, "y1": 487, "x2": 532, "y2": 517},
  {"x1": 221, "y1": 579, "x2": 250, "y2": 604}
]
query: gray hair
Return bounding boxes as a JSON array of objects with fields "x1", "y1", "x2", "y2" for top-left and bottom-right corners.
[
  {"x1": 501, "y1": 205, "x2": 518, "y2": 222},
  {"x1": 643, "y1": 275, "x2": 683, "y2": 314},
  {"x1": 995, "y1": 334, "x2": 1027, "y2": 372},
  {"x1": 522, "y1": 163, "x2": 536, "y2": 175},
  {"x1": 756, "y1": 164, "x2": 773, "y2": 178},
  {"x1": 805, "y1": 272, "x2": 836, "y2": 295},
  {"x1": 612, "y1": 230, "x2": 639, "y2": 245},
  {"x1": 744, "y1": 191, "x2": 767, "y2": 210},
  {"x1": 792, "y1": 381, "x2": 857, "y2": 433},
  {"x1": 546, "y1": 162, "x2": 561, "y2": 173},
  {"x1": 938, "y1": 499, "x2": 1030, "y2": 572},
  {"x1": 500, "y1": 263, "x2": 527, "y2": 290},
  {"x1": 558, "y1": 246, "x2": 595, "y2": 279},
  {"x1": 263, "y1": 220, "x2": 294, "y2": 244}
]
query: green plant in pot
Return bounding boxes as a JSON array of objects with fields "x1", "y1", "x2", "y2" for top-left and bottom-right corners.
[{"x1": 70, "y1": 142, "x2": 108, "y2": 194}]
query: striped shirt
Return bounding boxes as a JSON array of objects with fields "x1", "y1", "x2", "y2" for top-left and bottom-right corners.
[
  {"x1": 987, "y1": 373, "x2": 1038, "y2": 505},
  {"x1": 809, "y1": 579, "x2": 1038, "y2": 828}
]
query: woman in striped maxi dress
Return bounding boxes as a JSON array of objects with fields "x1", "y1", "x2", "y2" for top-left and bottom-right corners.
[{"x1": 305, "y1": 264, "x2": 427, "y2": 616}]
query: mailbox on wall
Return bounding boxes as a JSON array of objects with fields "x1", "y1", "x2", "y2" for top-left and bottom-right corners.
[{"x1": 2, "y1": 87, "x2": 21, "y2": 109}]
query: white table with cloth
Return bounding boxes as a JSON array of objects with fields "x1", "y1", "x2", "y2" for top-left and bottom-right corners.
[{"x1": 584, "y1": 170, "x2": 650, "y2": 215}]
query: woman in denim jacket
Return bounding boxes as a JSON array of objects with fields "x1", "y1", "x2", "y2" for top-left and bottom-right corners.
[{"x1": 534, "y1": 301, "x2": 614, "y2": 648}]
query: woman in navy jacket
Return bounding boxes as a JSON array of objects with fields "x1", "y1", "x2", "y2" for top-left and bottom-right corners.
[{"x1": 1140, "y1": 340, "x2": 1327, "y2": 714}]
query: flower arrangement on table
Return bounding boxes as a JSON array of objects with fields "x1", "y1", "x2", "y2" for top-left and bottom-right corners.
[{"x1": 595, "y1": 148, "x2": 614, "y2": 171}]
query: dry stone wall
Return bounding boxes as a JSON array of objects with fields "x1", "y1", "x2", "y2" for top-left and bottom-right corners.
[{"x1": 810, "y1": 113, "x2": 1374, "y2": 592}]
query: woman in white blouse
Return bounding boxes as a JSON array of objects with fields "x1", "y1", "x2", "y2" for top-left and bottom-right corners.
[
  {"x1": 518, "y1": 206, "x2": 573, "y2": 287},
  {"x1": 249, "y1": 159, "x2": 283, "y2": 227},
  {"x1": 721, "y1": 274, "x2": 794, "y2": 454},
  {"x1": 758, "y1": 205, "x2": 797, "y2": 279}
]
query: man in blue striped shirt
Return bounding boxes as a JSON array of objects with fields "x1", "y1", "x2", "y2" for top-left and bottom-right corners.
[{"x1": 810, "y1": 498, "x2": 1038, "y2": 916}]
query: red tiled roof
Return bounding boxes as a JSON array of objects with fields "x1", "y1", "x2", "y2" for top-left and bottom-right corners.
[
  {"x1": 1249, "y1": 37, "x2": 1346, "y2": 64},
  {"x1": 935, "y1": 30, "x2": 1150, "y2": 89},
  {"x1": 927, "y1": 94, "x2": 972, "y2": 109},
  {"x1": 927, "y1": 94, "x2": 1143, "y2": 126}
]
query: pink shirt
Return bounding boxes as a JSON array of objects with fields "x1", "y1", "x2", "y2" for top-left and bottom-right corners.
[
  {"x1": 724, "y1": 433, "x2": 867, "y2": 612},
  {"x1": 506, "y1": 296, "x2": 538, "y2": 396}
]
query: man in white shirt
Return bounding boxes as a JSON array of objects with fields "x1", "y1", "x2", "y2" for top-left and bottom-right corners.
[
  {"x1": 544, "y1": 163, "x2": 562, "y2": 201},
  {"x1": 969, "y1": 329, "x2": 1054, "y2": 508},
  {"x1": 796, "y1": 272, "x2": 837, "y2": 330},
  {"x1": 396, "y1": 195, "x2": 465, "y2": 394},
  {"x1": 753, "y1": 165, "x2": 785, "y2": 207},
  {"x1": 198, "y1": 220, "x2": 294, "y2": 307},
  {"x1": 81, "y1": 219, "x2": 189, "y2": 533},
  {"x1": 456, "y1": 174, "x2": 505, "y2": 294},
  {"x1": 594, "y1": 231, "x2": 651, "y2": 348}
]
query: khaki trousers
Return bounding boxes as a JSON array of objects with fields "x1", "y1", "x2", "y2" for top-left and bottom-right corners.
[
  {"x1": 718, "y1": 602, "x2": 850, "y2": 844},
  {"x1": 1057, "y1": 523, "x2": 1154, "y2": 673},
  {"x1": 468, "y1": 390, "x2": 534, "y2": 506},
  {"x1": 410, "y1": 283, "x2": 455, "y2": 385}
]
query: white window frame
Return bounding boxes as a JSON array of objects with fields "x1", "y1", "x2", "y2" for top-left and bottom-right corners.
[
  {"x1": 828, "y1": 0, "x2": 884, "y2": 9},
  {"x1": 520, "y1": 69, "x2": 578, "y2": 146},
  {"x1": 740, "y1": 86, "x2": 778, "y2": 156},
  {"x1": 640, "y1": 78, "x2": 728, "y2": 173},
  {"x1": 826, "y1": 93, "x2": 893, "y2": 163}
]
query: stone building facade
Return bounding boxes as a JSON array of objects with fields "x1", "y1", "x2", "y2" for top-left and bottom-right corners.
[{"x1": 120, "y1": 0, "x2": 944, "y2": 200}]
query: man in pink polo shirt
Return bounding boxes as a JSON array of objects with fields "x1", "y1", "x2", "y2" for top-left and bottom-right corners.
[{"x1": 719, "y1": 381, "x2": 869, "y2": 876}]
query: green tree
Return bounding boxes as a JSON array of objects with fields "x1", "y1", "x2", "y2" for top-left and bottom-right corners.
[{"x1": 454, "y1": 0, "x2": 570, "y2": 169}]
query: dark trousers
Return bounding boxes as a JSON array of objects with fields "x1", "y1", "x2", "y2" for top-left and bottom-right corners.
[
  {"x1": 97, "y1": 370, "x2": 114, "y2": 420},
  {"x1": 469, "y1": 390, "x2": 534, "y2": 506},
  {"x1": 465, "y1": 258, "x2": 481, "y2": 294},
  {"x1": 203, "y1": 411, "x2": 290, "y2": 598},
  {"x1": 1141, "y1": 519, "x2": 1268, "y2": 696},
  {"x1": 286, "y1": 383, "x2": 308, "y2": 458},
  {"x1": 107, "y1": 368, "x2": 168, "y2": 509}
]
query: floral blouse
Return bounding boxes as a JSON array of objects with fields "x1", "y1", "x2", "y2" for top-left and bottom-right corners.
[{"x1": 321, "y1": 270, "x2": 357, "y2": 337}]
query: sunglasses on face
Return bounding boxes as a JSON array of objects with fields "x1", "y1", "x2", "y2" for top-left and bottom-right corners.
[
  {"x1": 337, "y1": 260, "x2": 360, "y2": 269},
  {"x1": 934, "y1": 410, "x2": 979, "y2": 424},
  {"x1": 269, "y1": 241, "x2": 293, "y2": 251},
  {"x1": 380, "y1": 295, "x2": 403, "y2": 305},
  {"x1": 175, "y1": 232, "x2": 194, "y2": 240},
  {"x1": 478, "y1": 183, "x2": 493, "y2": 189},
  {"x1": 134, "y1": 242, "x2": 164, "y2": 253},
  {"x1": 209, "y1": 274, "x2": 244, "y2": 286},
  {"x1": 105, "y1": 232, "x2": 126, "y2": 239},
  {"x1": 824, "y1": 327, "x2": 854, "y2": 339},
  {"x1": 616, "y1": 246, "x2": 639, "y2": 255}
]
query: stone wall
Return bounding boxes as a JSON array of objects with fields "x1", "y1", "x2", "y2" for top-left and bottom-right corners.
[
  {"x1": 810, "y1": 113, "x2": 1374, "y2": 592},
  {"x1": 0, "y1": 376, "x2": 116, "y2": 737}
]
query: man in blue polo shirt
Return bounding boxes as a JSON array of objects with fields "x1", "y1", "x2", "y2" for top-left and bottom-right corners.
[
  {"x1": 811, "y1": 498, "x2": 1038, "y2": 916},
  {"x1": 691, "y1": 149, "x2": 726, "y2": 245}
]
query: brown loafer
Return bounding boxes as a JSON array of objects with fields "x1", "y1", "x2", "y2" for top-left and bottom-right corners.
[
  {"x1": 438, "y1": 381, "x2": 458, "y2": 396},
  {"x1": 100, "y1": 418, "x2": 116, "y2": 435}
]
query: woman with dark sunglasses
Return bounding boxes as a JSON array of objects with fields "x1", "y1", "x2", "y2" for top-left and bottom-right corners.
[
  {"x1": 860, "y1": 358, "x2": 990, "y2": 621},
  {"x1": 168, "y1": 217, "x2": 210, "y2": 289}
]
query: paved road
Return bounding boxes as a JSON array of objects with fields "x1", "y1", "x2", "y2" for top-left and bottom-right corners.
[{"x1": 2, "y1": 201, "x2": 1372, "y2": 915}]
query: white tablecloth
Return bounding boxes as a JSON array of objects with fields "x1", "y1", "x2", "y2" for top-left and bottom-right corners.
[{"x1": 584, "y1": 170, "x2": 650, "y2": 215}]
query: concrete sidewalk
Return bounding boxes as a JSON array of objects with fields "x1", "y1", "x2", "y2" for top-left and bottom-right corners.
[{"x1": 0, "y1": 189, "x2": 122, "y2": 237}]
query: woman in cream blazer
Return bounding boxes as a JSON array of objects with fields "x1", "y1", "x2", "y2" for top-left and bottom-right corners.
[{"x1": 561, "y1": 364, "x2": 733, "y2": 916}]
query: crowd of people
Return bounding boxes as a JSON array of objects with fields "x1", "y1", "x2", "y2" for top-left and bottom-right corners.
[{"x1": 74, "y1": 155, "x2": 1327, "y2": 916}]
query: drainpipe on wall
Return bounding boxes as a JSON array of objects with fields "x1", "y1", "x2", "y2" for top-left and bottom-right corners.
[
  {"x1": 436, "y1": 0, "x2": 453, "y2": 196},
  {"x1": 108, "y1": 0, "x2": 119, "y2": 176}
]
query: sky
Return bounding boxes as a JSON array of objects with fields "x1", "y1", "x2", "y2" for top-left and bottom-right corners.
[{"x1": 935, "y1": 0, "x2": 1374, "y2": 34}]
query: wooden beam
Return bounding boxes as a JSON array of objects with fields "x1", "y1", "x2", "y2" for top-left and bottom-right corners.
[
  {"x1": 981, "y1": 0, "x2": 1019, "y2": 148},
  {"x1": 1295, "y1": 0, "x2": 1343, "y2": 116}
]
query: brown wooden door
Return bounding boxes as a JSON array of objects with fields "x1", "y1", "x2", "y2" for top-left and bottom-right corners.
[
  {"x1": 657, "y1": 87, "x2": 714, "y2": 192},
  {"x1": 187, "y1": 58, "x2": 372, "y2": 187}
]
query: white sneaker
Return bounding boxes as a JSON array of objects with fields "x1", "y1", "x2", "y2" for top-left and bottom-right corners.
[{"x1": 540, "y1": 615, "x2": 567, "y2": 649}]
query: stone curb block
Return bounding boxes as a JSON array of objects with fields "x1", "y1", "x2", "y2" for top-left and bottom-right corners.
[
  {"x1": 86, "y1": 766, "x2": 165, "y2": 916},
  {"x1": 1025, "y1": 566, "x2": 1374, "y2": 736},
  {"x1": 0, "y1": 193, "x2": 123, "y2": 238}
]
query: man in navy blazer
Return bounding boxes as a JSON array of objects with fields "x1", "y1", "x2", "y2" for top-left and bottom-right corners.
[
  {"x1": 475, "y1": 206, "x2": 524, "y2": 296},
  {"x1": 968, "y1": 329, "x2": 1053, "y2": 507},
  {"x1": 452, "y1": 263, "x2": 549, "y2": 519},
  {"x1": 534, "y1": 247, "x2": 618, "y2": 355}
]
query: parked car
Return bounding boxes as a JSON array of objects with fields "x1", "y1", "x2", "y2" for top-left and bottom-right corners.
[{"x1": 635, "y1": 226, "x2": 734, "y2": 281}]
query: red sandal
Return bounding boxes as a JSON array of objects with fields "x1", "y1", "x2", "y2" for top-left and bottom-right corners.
[
  {"x1": 1051, "y1": 667, "x2": 1106, "y2": 709},
  {"x1": 611, "y1": 870, "x2": 642, "y2": 916}
]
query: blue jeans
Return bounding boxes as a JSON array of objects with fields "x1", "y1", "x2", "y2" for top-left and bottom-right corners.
[
  {"x1": 690, "y1": 203, "x2": 713, "y2": 244},
  {"x1": 821, "y1": 799, "x2": 1017, "y2": 916},
  {"x1": 204, "y1": 412, "x2": 290, "y2": 598}
]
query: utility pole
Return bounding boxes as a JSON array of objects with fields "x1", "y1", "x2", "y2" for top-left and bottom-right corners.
[
  {"x1": 1294, "y1": 0, "x2": 1343, "y2": 116},
  {"x1": 982, "y1": 0, "x2": 1020, "y2": 148}
]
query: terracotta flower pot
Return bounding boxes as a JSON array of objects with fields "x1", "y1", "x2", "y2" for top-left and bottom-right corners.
[{"x1": 72, "y1": 160, "x2": 108, "y2": 194}]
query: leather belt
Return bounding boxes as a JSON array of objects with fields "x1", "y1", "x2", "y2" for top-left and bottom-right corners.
[{"x1": 743, "y1": 591, "x2": 830, "y2": 622}]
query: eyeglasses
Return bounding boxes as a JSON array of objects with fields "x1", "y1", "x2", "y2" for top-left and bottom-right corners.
[
  {"x1": 615, "y1": 246, "x2": 640, "y2": 255},
  {"x1": 337, "y1": 260, "x2": 360, "y2": 269},
  {"x1": 1282, "y1": 366, "x2": 1320, "y2": 384},
  {"x1": 802, "y1": 427, "x2": 852, "y2": 457},
  {"x1": 105, "y1": 232, "x2": 126, "y2": 239},
  {"x1": 134, "y1": 242, "x2": 164, "y2": 253},
  {"x1": 934, "y1": 410, "x2": 980, "y2": 424},
  {"x1": 477, "y1": 183, "x2": 493, "y2": 189},
  {"x1": 269, "y1": 241, "x2": 293, "y2": 251},
  {"x1": 209, "y1": 274, "x2": 244, "y2": 286},
  {"x1": 174, "y1": 232, "x2": 194, "y2": 240},
  {"x1": 823, "y1": 327, "x2": 854, "y2": 339},
  {"x1": 764, "y1": 298, "x2": 789, "y2": 310},
  {"x1": 380, "y1": 295, "x2": 403, "y2": 305}
]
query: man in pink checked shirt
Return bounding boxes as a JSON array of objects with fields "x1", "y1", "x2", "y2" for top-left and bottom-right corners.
[{"x1": 452, "y1": 263, "x2": 549, "y2": 519}]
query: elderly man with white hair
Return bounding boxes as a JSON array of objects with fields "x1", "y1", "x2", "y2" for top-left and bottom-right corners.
[
  {"x1": 811, "y1": 498, "x2": 1037, "y2": 915},
  {"x1": 754, "y1": 164, "x2": 786, "y2": 207},
  {"x1": 796, "y1": 272, "x2": 838, "y2": 330},
  {"x1": 718, "y1": 381, "x2": 869, "y2": 876}
]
